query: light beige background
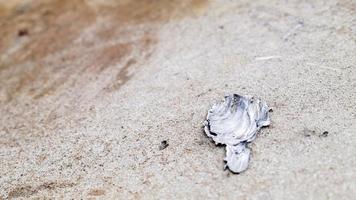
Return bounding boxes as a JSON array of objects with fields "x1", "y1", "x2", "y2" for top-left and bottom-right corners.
[{"x1": 0, "y1": 0, "x2": 355, "y2": 199}]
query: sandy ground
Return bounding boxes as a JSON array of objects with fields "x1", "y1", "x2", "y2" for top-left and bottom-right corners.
[{"x1": 0, "y1": 0, "x2": 355, "y2": 199}]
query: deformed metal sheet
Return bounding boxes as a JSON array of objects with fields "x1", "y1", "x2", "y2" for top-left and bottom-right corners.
[{"x1": 204, "y1": 94, "x2": 270, "y2": 173}]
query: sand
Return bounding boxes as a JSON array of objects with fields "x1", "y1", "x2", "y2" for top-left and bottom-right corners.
[{"x1": 0, "y1": 0, "x2": 355, "y2": 199}]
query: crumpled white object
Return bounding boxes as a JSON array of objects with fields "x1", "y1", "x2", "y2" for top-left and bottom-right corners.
[{"x1": 204, "y1": 94, "x2": 270, "y2": 173}]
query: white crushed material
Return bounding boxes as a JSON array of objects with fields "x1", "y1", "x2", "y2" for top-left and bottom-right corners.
[{"x1": 204, "y1": 94, "x2": 270, "y2": 173}]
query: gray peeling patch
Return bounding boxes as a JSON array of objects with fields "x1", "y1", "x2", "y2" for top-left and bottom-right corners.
[{"x1": 204, "y1": 94, "x2": 270, "y2": 173}]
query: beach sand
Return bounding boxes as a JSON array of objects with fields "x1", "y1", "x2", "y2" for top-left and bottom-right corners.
[{"x1": 0, "y1": 0, "x2": 355, "y2": 199}]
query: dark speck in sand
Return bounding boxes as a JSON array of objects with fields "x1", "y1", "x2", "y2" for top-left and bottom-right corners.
[
  {"x1": 320, "y1": 131, "x2": 329, "y2": 137},
  {"x1": 159, "y1": 140, "x2": 169, "y2": 150},
  {"x1": 18, "y1": 29, "x2": 29, "y2": 37}
]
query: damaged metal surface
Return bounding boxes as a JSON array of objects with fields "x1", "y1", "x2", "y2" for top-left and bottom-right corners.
[{"x1": 204, "y1": 94, "x2": 270, "y2": 173}]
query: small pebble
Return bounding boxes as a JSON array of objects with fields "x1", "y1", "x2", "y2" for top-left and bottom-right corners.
[
  {"x1": 18, "y1": 29, "x2": 28, "y2": 37},
  {"x1": 320, "y1": 131, "x2": 329, "y2": 137},
  {"x1": 159, "y1": 140, "x2": 169, "y2": 150}
]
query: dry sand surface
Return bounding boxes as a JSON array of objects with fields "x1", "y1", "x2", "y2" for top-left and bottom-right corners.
[{"x1": 0, "y1": 0, "x2": 355, "y2": 199}]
